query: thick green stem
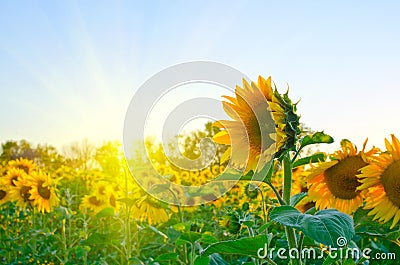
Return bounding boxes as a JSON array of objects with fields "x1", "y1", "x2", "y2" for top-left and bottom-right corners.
[
  {"x1": 267, "y1": 182, "x2": 286, "y2": 206},
  {"x1": 124, "y1": 168, "x2": 132, "y2": 264},
  {"x1": 190, "y1": 243, "x2": 195, "y2": 265},
  {"x1": 258, "y1": 187, "x2": 267, "y2": 225},
  {"x1": 283, "y1": 155, "x2": 292, "y2": 205},
  {"x1": 62, "y1": 218, "x2": 68, "y2": 263},
  {"x1": 245, "y1": 227, "x2": 260, "y2": 265},
  {"x1": 283, "y1": 155, "x2": 301, "y2": 265},
  {"x1": 167, "y1": 188, "x2": 183, "y2": 222},
  {"x1": 5, "y1": 207, "x2": 11, "y2": 263},
  {"x1": 297, "y1": 233, "x2": 305, "y2": 255},
  {"x1": 263, "y1": 257, "x2": 278, "y2": 265},
  {"x1": 32, "y1": 209, "x2": 37, "y2": 256}
]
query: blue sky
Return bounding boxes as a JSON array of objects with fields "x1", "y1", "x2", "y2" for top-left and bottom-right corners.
[{"x1": 0, "y1": 1, "x2": 399, "y2": 151}]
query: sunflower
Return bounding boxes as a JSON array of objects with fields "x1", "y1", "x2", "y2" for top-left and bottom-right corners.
[
  {"x1": 108, "y1": 192, "x2": 118, "y2": 209},
  {"x1": 7, "y1": 158, "x2": 36, "y2": 174},
  {"x1": 26, "y1": 170, "x2": 59, "y2": 213},
  {"x1": 220, "y1": 212, "x2": 241, "y2": 234},
  {"x1": 131, "y1": 194, "x2": 169, "y2": 225},
  {"x1": 296, "y1": 197, "x2": 316, "y2": 213},
  {"x1": 168, "y1": 171, "x2": 181, "y2": 185},
  {"x1": 108, "y1": 183, "x2": 122, "y2": 209},
  {"x1": 291, "y1": 166, "x2": 315, "y2": 212},
  {"x1": 213, "y1": 76, "x2": 300, "y2": 173},
  {"x1": 0, "y1": 183, "x2": 10, "y2": 206},
  {"x1": 307, "y1": 139, "x2": 378, "y2": 214},
  {"x1": 81, "y1": 195, "x2": 107, "y2": 213},
  {"x1": 81, "y1": 181, "x2": 122, "y2": 213},
  {"x1": 223, "y1": 183, "x2": 246, "y2": 205},
  {"x1": 358, "y1": 134, "x2": 400, "y2": 229},
  {"x1": 263, "y1": 78, "x2": 301, "y2": 157},
  {"x1": 2, "y1": 168, "x2": 26, "y2": 187},
  {"x1": 8, "y1": 177, "x2": 34, "y2": 209},
  {"x1": 0, "y1": 164, "x2": 5, "y2": 176},
  {"x1": 102, "y1": 184, "x2": 122, "y2": 211},
  {"x1": 92, "y1": 181, "x2": 111, "y2": 202}
]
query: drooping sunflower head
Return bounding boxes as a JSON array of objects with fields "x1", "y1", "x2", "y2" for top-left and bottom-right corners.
[
  {"x1": 213, "y1": 76, "x2": 300, "y2": 173},
  {"x1": 7, "y1": 158, "x2": 36, "y2": 174},
  {"x1": 307, "y1": 139, "x2": 378, "y2": 214},
  {"x1": 358, "y1": 134, "x2": 400, "y2": 229},
  {"x1": 213, "y1": 77, "x2": 275, "y2": 173},
  {"x1": 219, "y1": 212, "x2": 241, "y2": 234},
  {"x1": 131, "y1": 194, "x2": 169, "y2": 225},
  {"x1": 26, "y1": 170, "x2": 60, "y2": 213},
  {"x1": 244, "y1": 183, "x2": 259, "y2": 199},
  {"x1": 262, "y1": 78, "x2": 301, "y2": 158}
]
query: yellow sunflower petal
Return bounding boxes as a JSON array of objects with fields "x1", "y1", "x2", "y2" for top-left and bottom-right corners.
[{"x1": 213, "y1": 130, "x2": 231, "y2": 145}]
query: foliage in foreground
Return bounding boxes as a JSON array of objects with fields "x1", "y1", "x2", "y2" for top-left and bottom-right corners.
[{"x1": 1, "y1": 76, "x2": 400, "y2": 265}]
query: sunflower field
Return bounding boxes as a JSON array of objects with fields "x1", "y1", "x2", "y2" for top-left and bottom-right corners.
[{"x1": 1, "y1": 75, "x2": 400, "y2": 265}]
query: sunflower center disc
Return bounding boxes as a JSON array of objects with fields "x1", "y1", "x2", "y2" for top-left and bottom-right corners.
[
  {"x1": 99, "y1": 186, "x2": 106, "y2": 195},
  {"x1": 381, "y1": 160, "x2": 400, "y2": 207},
  {"x1": 10, "y1": 176, "x2": 18, "y2": 186},
  {"x1": 89, "y1": 196, "x2": 102, "y2": 206},
  {"x1": 38, "y1": 181, "x2": 51, "y2": 199},
  {"x1": 109, "y1": 194, "x2": 116, "y2": 207},
  {"x1": 324, "y1": 156, "x2": 366, "y2": 199},
  {"x1": 20, "y1": 186, "x2": 33, "y2": 202},
  {"x1": 17, "y1": 165, "x2": 30, "y2": 174},
  {"x1": 0, "y1": 190, "x2": 6, "y2": 200}
]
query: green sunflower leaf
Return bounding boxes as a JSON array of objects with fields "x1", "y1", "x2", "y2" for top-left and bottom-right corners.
[
  {"x1": 208, "y1": 254, "x2": 229, "y2": 265},
  {"x1": 117, "y1": 197, "x2": 136, "y2": 207},
  {"x1": 293, "y1": 152, "x2": 326, "y2": 168},
  {"x1": 201, "y1": 235, "x2": 268, "y2": 257},
  {"x1": 146, "y1": 224, "x2": 168, "y2": 239},
  {"x1": 290, "y1": 192, "x2": 308, "y2": 207},
  {"x1": 301, "y1": 132, "x2": 334, "y2": 148},
  {"x1": 269, "y1": 206, "x2": 354, "y2": 247},
  {"x1": 200, "y1": 234, "x2": 218, "y2": 244},
  {"x1": 128, "y1": 257, "x2": 145, "y2": 264},
  {"x1": 321, "y1": 254, "x2": 341, "y2": 265},
  {"x1": 215, "y1": 161, "x2": 274, "y2": 184},
  {"x1": 81, "y1": 233, "x2": 111, "y2": 245},
  {"x1": 93, "y1": 207, "x2": 115, "y2": 219},
  {"x1": 155, "y1": 252, "x2": 179, "y2": 262},
  {"x1": 149, "y1": 183, "x2": 171, "y2": 194},
  {"x1": 194, "y1": 256, "x2": 210, "y2": 265},
  {"x1": 216, "y1": 168, "x2": 253, "y2": 182},
  {"x1": 178, "y1": 231, "x2": 202, "y2": 244}
]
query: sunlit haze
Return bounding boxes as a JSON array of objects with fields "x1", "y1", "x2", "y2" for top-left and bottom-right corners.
[{"x1": 1, "y1": 1, "x2": 399, "y2": 151}]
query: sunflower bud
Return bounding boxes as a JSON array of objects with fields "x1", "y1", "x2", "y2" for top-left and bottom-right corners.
[{"x1": 220, "y1": 212, "x2": 241, "y2": 234}]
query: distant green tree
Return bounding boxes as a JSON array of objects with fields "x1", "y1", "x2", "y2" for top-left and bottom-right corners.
[
  {"x1": 0, "y1": 140, "x2": 64, "y2": 171},
  {"x1": 94, "y1": 140, "x2": 124, "y2": 177},
  {"x1": 62, "y1": 139, "x2": 96, "y2": 171}
]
